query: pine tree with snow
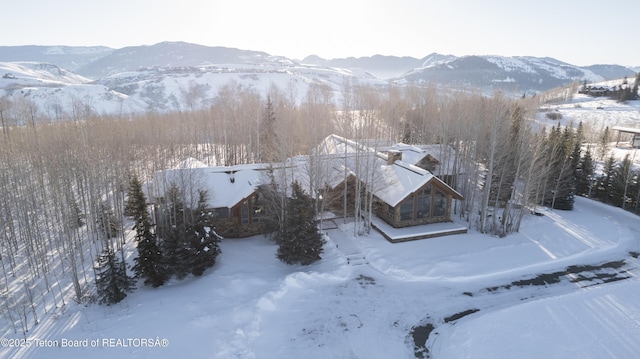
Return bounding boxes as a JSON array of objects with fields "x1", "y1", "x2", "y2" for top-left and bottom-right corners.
[
  {"x1": 185, "y1": 190, "x2": 221, "y2": 276},
  {"x1": 128, "y1": 175, "x2": 167, "y2": 287},
  {"x1": 157, "y1": 183, "x2": 191, "y2": 279},
  {"x1": 157, "y1": 184, "x2": 221, "y2": 279},
  {"x1": 276, "y1": 181, "x2": 325, "y2": 265},
  {"x1": 94, "y1": 241, "x2": 134, "y2": 305}
]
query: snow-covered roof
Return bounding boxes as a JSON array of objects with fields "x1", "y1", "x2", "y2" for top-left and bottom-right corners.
[
  {"x1": 146, "y1": 135, "x2": 462, "y2": 210},
  {"x1": 375, "y1": 161, "x2": 435, "y2": 206},
  {"x1": 146, "y1": 163, "x2": 268, "y2": 209},
  {"x1": 378, "y1": 143, "x2": 459, "y2": 176},
  {"x1": 612, "y1": 126, "x2": 640, "y2": 135},
  {"x1": 314, "y1": 134, "x2": 462, "y2": 206}
]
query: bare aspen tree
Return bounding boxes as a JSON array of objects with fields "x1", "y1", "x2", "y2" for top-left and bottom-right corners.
[{"x1": 478, "y1": 95, "x2": 511, "y2": 233}]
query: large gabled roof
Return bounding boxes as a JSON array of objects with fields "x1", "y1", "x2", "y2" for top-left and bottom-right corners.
[
  {"x1": 374, "y1": 160, "x2": 463, "y2": 206},
  {"x1": 146, "y1": 135, "x2": 463, "y2": 211},
  {"x1": 375, "y1": 161, "x2": 434, "y2": 206},
  {"x1": 146, "y1": 162, "x2": 268, "y2": 209},
  {"x1": 315, "y1": 134, "x2": 463, "y2": 207}
]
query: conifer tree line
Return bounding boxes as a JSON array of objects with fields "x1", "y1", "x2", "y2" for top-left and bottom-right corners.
[{"x1": 0, "y1": 80, "x2": 637, "y2": 332}]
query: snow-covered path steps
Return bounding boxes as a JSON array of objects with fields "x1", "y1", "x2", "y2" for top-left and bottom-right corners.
[{"x1": 324, "y1": 220, "x2": 369, "y2": 266}]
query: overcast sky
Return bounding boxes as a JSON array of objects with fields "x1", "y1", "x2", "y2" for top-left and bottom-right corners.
[{"x1": 3, "y1": 0, "x2": 638, "y2": 66}]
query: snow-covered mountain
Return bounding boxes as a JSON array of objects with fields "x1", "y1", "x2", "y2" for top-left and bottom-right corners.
[
  {"x1": 582, "y1": 64, "x2": 638, "y2": 82},
  {"x1": 0, "y1": 42, "x2": 637, "y2": 117},
  {"x1": 400, "y1": 55, "x2": 637, "y2": 94},
  {"x1": 0, "y1": 62, "x2": 147, "y2": 116},
  {"x1": 94, "y1": 62, "x2": 385, "y2": 112},
  {"x1": 301, "y1": 54, "x2": 424, "y2": 79},
  {"x1": 301, "y1": 52, "x2": 461, "y2": 79},
  {"x1": 0, "y1": 45, "x2": 113, "y2": 72},
  {"x1": 75, "y1": 41, "x2": 287, "y2": 79}
]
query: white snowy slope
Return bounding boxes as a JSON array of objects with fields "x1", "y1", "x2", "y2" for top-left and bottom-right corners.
[
  {"x1": 95, "y1": 62, "x2": 386, "y2": 111},
  {"x1": 485, "y1": 56, "x2": 604, "y2": 83},
  {"x1": 0, "y1": 62, "x2": 147, "y2": 116},
  {"x1": 0, "y1": 59, "x2": 387, "y2": 116},
  {"x1": 1, "y1": 195, "x2": 639, "y2": 359},
  {"x1": 538, "y1": 92, "x2": 640, "y2": 133},
  {"x1": 0, "y1": 62, "x2": 89, "y2": 84},
  {"x1": 433, "y1": 279, "x2": 640, "y2": 359}
]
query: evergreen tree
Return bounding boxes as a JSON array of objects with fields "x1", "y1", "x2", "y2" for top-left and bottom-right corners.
[
  {"x1": 157, "y1": 184, "x2": 222, "y2": 279},
  {"x1": 543, "y1": 125, "x2": 575, "y2": 210},
  {"x1": 185, "y1": 190, "x2": 221, "y2": 276},
  {"x1": 128, "y1": 175, "x2": 167, "y2": 287},
  {"x1": 276, "y1": 181, "x2": 325, "y2": 265},
  {"x1": 157, "y1": 183, "x2": 191, "y2": 279},
  {"x1": 618, "y1": 86, "x2": 632, "y2": 102},
  {"x1": 575, "y1": 146, "x2": 595, "y2": 197},
  {"x1": 94, "y1": 241, "x2": 134, "y2": 305},
  {"x1": 555, "y1": 127, "x2": 576, "y2": 209},
  {"x1": 596, "y1": 155, "x2": 617, "y2": 203},
  {"x1": 259, "y1": 97, "x2": 280, "y2": 163},
  {"x1": 612, "y1": 154, "x2": 633, "y2": 208},
  {"x1": 581, "y1": 79, "x2": 588, "y2": 93},
  {"x1": 598, "y1": 126, "x2": 610, "y2": 162}
]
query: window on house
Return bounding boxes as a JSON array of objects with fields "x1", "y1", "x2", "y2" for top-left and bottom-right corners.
[
  {"x1": 416, "y1": 184, "x2": 431, "y2": 219},
  {"x1": 400, "y1": 195, "x2": 414, "y2": 221},
  {"x1": 241, "y1": 201, "x2": 249, "y2": 224},
  {"x1": 252, "y1": 204, "x2": 265, "y2": 223},
  {"x1": 416, "y1": 195, "x2": 431, "y2": 219},
  {"x1": 434, "y1": 189, "x2": 447, "y2": 217}
]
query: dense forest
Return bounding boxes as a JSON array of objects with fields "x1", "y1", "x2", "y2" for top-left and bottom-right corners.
[{"x1": 0, "y1": 79, "x2": 639, "y2": 333}]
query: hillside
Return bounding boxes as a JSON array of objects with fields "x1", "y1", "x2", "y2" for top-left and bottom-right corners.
[
  {"x1": 401, "y1": 55, "x2": 633, "y2": 94},
  {"x1": 0, "y1": 42, "x2": 637, "y2": 116},
  {"x1": 535, "y1": 77, "x2": 640, "y2": 138},
  {"x1": 75, "y1": 41, "x2": 278, "y2": 79},
  {"x1": 0, "y1": 62, "x2": 147, "y2": 116},
  {"x1": 93, "y1": 62, "x2": 385, "y2": 112},
  {"x1": 0, "y1": 45, "x2": 113, "y2": 72}
]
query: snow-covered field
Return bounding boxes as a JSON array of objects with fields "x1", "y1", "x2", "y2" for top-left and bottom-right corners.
[
  {"x1": 2, "y1": 196, "x2": 639, "y2": 358},
  {"x1": 540, "y1": 94, "x2": 640, "y2": 132}
]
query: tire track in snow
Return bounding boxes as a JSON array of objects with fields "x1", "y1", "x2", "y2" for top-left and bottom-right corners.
[{"x1": 543, "y1": 209, "x2": 610, "y2": 249}]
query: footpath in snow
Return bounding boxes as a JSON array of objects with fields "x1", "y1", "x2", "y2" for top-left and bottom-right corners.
[{"x1": 323, "y1": 218, "x2": 369, "y2": 266}]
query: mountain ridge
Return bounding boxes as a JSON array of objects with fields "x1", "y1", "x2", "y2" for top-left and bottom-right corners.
[{"x1": 0, "y1": 42, "x2": 637, "y2": 115}]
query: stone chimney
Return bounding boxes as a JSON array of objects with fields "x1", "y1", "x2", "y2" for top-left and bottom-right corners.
[{"x1": 386, "y1": 150, "x2": 402, "y2": 165}]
